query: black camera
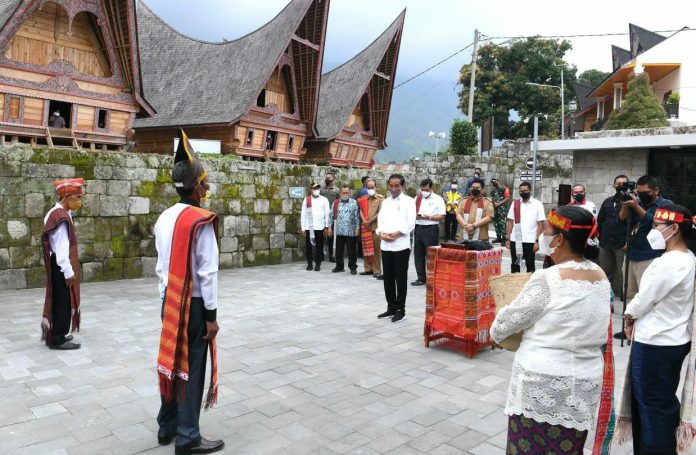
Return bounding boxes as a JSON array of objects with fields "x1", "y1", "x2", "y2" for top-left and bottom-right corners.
[{"x1": 617, "y1": 181, "x2": 636, "y2": 201}]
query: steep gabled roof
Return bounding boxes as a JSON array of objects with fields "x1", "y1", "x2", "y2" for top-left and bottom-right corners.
[
  {"x1": 133, "y1": 0, "x2": 324, "y2": 129},
  {"x1": 572, "y1": 83, "x2": 595, "y2": 110},
  {"x1": 314, "y1": 10, "x2": 405, "y2": 145},
  {"x1": 629, "y1": 23, "x2": 666, "y2": 58},
  {"x1": 611, "y1": 45, "x2": 631, "y2": 71},
  {"x1": 0, "y1": 0, "x2": 19, "y2": 30}
]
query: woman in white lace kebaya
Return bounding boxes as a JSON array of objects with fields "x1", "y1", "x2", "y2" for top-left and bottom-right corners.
[
  {"x1": 617, "y1": 204, "x2": 696, "y2": 455},
  {"x1": 491, "y1": 206, "x2": 614, "y2": 454}
]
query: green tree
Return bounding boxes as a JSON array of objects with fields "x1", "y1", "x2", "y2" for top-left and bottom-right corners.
[
  {"x1": 603, "y1": 74, "x2": 668, "y2": 130},
  {"x1": 450, "y1": 119, "x2": 478, "y2": 155},
  {"x1": 578, "y1": 69, "x2": 610, "y2": 87},
  {"x1": 458, "y1": 37, "x2": 577, "y2": 140}
]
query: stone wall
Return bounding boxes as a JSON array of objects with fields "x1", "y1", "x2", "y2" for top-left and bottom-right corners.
[
  {"x1": 0, "y1": 141, "x2": 573, "y2": 290},
  {"x1": 573, "y1": 149, "x2": 649, "y2": 205}
]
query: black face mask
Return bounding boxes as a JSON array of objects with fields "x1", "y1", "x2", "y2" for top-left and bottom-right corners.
[
  {"x1": 520, "y1": 192, "x2": 531, "y2": 200},
  {"x1": 638, "y1": 192, "x2": 654, "y2": 205},
  {"x1": 471, "y1": 189, "x2": 481, "y2": 197},
  {"x1": 325, "y1": 179, "x2": 333, "y2": 186},
  {"x1": 574, "y1": 193, "x2": 585, "y2": 203}
]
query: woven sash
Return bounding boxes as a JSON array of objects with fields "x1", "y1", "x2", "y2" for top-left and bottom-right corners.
[{"x1": 359, "y1": 196, "x2": 374, "y2": 258}]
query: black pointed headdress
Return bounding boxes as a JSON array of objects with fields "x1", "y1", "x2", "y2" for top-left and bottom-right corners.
[{"x1": 172, "y1": 129, "x2": 206, "y2": 189}]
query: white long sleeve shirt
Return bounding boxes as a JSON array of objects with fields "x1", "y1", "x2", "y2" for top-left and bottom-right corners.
[
  {"x1": 300, "y1": 195, "x2": 330, "y2": 231},
  {"x1": 416, "y1": 192, "x2": 446, "y2": 226},
  {"x1": 154, "y1": 203, "x2": 218, "y2": 311},
  {"x1": 44, "y1": 203, "x2": 74, "y2": 279},
  {"x1": 376, "y1": 192, "x2": 416, "y2": 252},
  {"x1": 626, "y1": 250, "x2": 696, "y2": 345}
]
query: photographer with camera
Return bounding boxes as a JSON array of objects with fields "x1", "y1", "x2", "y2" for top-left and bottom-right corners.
[
  {"x1": 616, "y1": 175, "x2": 672, "y2": 338},
  {"x1": 598, "y1": 175, "x2": 630, "y2": 304}
]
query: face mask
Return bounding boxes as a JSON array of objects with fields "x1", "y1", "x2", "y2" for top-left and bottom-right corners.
[
  {"x1": 312, "y1": 190, "x2": 320, "y2": 197},
  {"x1": 638, "y1": 192, "x2": 654, "y2": 205},
  {"x1": 451, "y1": 185, "x2": 458, "y2": 190},
  {"x1": 421, "y1": 191, "x2": 431, "y2": 198},
  {"x1": 520, "y1": 192, "x2": 531, "y2": 200},
  {"x1": 647, "y1": 225, "x2": 675, "y2": 250},
  {"x1": 573, "y1": 193, "x2": 585, "y2": 203},
  {"x1": 475, "y1": 172, "x2": 481, "y2": 176},
  {"x1": 367, "y1": 189, "x2": 376, "y2": 196},
  {"x1": 340, "y1": 195, "x2": 349, "y2": 202},
  {"x1": 471, "y1": 189, "x2": 481, "y2": 197},
  {"x1": 200, "y1": 190, "x2": 212, "y2": 204},
  {"x1": 67, "y1": 198, "x2": 82, "y2": 212},
  {"x1": 538, "y1": 233, "x2": 559, "y2": 256},
  {"x1": 325, "y1": 179, "x2": 333, "y2": 186}
]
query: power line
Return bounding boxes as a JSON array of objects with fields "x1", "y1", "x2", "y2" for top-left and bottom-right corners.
[
  {"x1": 482, "y1": 27, "x2": 694, "y2": 41},
  {"x1": 393, "y1": 42, "x2": 474, "y2": 89}
]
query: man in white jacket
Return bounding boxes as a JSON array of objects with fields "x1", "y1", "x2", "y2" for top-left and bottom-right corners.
[{"x1": 301, "y1": 183, "x2": 330, "y2": 271}]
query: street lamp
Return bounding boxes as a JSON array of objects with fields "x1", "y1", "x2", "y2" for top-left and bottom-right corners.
[
  {"x1": 525, "y1": 66, "x2": 566, "y2": 139},
  {"x1": 428, "y1": 131, "x2": 446, "y2": 157}
]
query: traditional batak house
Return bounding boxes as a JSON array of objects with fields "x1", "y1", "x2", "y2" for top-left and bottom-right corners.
[
  {"x1": 0, "y1": 0, "x2": 153, "y2": 149},
  {"x1": 305, "y1": 10, "x2": 404, "y2": 169},
  {"x1": 132, "y1": 0, "x2": 329, "y2": 162}
]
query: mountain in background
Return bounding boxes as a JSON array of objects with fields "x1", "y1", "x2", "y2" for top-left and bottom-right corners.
[{"x1": 378, "y1": 75, "x2": 463, "y2": 164}]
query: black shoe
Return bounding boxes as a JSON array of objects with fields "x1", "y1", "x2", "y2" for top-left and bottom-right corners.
[
  {"x1": 360, "y1": 271, "x2": 374, "y2": 276},
  {"x1": 65, "y1": 334, "x2": 73, "y2": 342},
  {"x1": 175, "y1": 438, "x2": 225, "y2": 454},
  {"x1": 49, "y1": 341, "x2": 81, "y2": 350},
  {"x1": 332, "y1": 268, "x2": 344, "y2": 273},
  {"x1": 391, "y1": 312, "x2": 406, "y2": 323},
  {"x1": 378, "y1": 310, "x2": 396, "y2": 319},
  {"x1": 375, "y1": 274, "x2": 384, "y2": 280},
  {"x1": 411, "y1": 280, "x2": 425, "y2": 286},
  {"x1": 613, "y1": 331, "x2": 627, "y2": 340},
  {"x1": 158, "y1": 430, "x2": 176, "y2": 446},
  {"x1": 329, "y1": 257, "x2": 336, "y2": 263},
  {"x1": 306, "y1": 264, "x2": 313, "y2": 271},
  {"x1": 350, "y1": 270, "x2": 357, "y2": 275},
  {"x1": 314, "y1": 265, "x2": 320, "y2": 271},
  {"x1": 492, "y1": 238, "x2": 502, "y2": 244}
]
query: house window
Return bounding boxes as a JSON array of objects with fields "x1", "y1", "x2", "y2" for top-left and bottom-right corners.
[
  {"x1": 287, "y1": 135, "x2": 294, "y2": 153},
  {"x1": 597, "y1": 99, "x2": 604, "y2": 120},
  {"x1": 256, "y1": 89, "x2": 266, "y2": 108},
  {"x1": 7, "y1": 95, "x2": 21, "y2": 121},
  {"x1": 47, "y1": 100, "x2": 72, "y2": 128},
  {"x1": 246, "y1": 128, "x2": 255, "y2": 147},
  {"x1": 265, "y1": 130, "x2": 277, "y2": 150},
  {"x1": 97, "y1": 109, "x2": 108, "y2": 129},
  {"x1": 614, "y1": 86, "x2": 623, "y2": 110}
]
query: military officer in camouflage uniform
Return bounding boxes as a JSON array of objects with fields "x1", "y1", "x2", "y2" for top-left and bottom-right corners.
[{"x1": 490, "y1": 178, "x2": 510, "y2": 244}]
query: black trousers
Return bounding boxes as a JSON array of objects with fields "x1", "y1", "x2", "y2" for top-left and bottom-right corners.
[
  {"x1": 325, "y1": 233, "x2": 334, "y2": 260},
  {"x1": 335, "y1": 235, "x2": 357, "y2": 271},
  {"x1": 510, "y1": 241, "x2": 536, "y2": 273},
  {"x1": 305, "y1": 230, "x2": 325, "y2": 266},
  {"x1": 382, "y1": 249, "x2": 410, "y2": 314},
  {"x1": 414, "y1": 224, "x2": 439, "y2": 282},
  {"x1": 444, "y1": 213, "x2": 458, "y2": 241},
  {"x1": 50, "y1": 254, "x2": 71, "y2": 346},
  {"x1": 158, "y1": 297, "x2": 208, "y2": 447}
]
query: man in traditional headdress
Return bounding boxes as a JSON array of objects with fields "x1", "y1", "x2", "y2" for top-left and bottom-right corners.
[
  {"x1": 154, "y1": 130, "x2": 224, "y2": 454},
  {"x1": 40, "y1": 178, "x2": 84, "y2": 350}
]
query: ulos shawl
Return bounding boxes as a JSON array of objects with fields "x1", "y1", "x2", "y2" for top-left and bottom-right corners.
[{"x1": 358, "y1": 196, "x2": 375, "y2": 258}]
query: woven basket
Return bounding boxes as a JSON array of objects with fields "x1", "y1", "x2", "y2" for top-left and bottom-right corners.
[{"x1": 489, "y1": 273, "x2": 533, "y2": 351}]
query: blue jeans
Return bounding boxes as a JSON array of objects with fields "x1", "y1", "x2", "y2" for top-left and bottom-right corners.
[
  {"x1": 630, "y1": 340, "x2": 690, "y2": 455},
  {"x1": 157, "y1": 297, "x2": 208, "y2": 447}
]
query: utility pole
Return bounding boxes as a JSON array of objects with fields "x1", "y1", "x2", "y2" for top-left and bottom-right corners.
[
  {"x1": 467, "y1": 29, "x2": 480, "y2": 122},
  {"x1": 532, "y1": 116, "x2": 539, "y2": 197},
  {"x1": 560, "y1": 66, "x2": 565, "y2": 139}
]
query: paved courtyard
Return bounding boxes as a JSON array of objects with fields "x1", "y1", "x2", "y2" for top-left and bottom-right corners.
[{"x1": 0, "y1": 256, "x2": 647, "y2": 454}]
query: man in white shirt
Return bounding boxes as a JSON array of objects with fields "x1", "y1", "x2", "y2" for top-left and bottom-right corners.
[
  {"x1": 376, "y1": 174, "x2": 416, "y2": 322},
  {"x1": 569, "y1": 184, "x2": 598, "y2": 217},
  {"x1": 506, "y1": 182, "x2": 546, "y2": 273},
  {"x1": 301, "y1": 183, "x2": 330, "y2": 271},
  {"x1": 40, "y1": 178, "x2": 84, "y2": 350},
  {"x1": 154, "y1": 130, "x2": 224, "y2": 454},
  {"x1": 412, "y1": 178, "x2": 446, "y2": 286}
]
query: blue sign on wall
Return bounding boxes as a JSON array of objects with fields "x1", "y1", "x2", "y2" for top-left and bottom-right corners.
[{"x1": 289, "y1": 187, "x2": 305, "y2": 199}]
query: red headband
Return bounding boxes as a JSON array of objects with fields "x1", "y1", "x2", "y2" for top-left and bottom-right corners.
[
  {"x1": 548, "y1": 209, "x2": 599, "y2": 241},
  {"x1": 654, "y1": 208, "x2": 685, "y2": 223},
  {"x1": 53, "y1": 178, "x2": 84, "y2": 197}
]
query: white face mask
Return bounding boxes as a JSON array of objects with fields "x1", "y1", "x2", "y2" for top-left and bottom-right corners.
[
  {"x1": 451, "y1": 185, "x2": 458, "y2": 190},
  {"x1": 647, "y1": 225, "x2": 675, "y2": 250},
  {"x1": 421, "y1": 191, "x2": 431, "y2": 198},
  {"x1": 312, "y1": 190, "x2": 320, "y2": 197},
  {"x1": 538, "y1": 233, "x2": 559, "y2": 256},
  {"x1": 367, "y1": 189, "x2": 376, "y2": 196}
]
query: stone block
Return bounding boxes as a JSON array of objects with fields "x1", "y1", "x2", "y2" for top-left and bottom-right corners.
[
  {"x1": 7, "y1": 220, "x2": 30, "y2": 246},
  {"x1": 281, "y1": 248, "x2": 293, "y2": 263},
  {"x1": 0, "y1": 269, "x2": 26, "y2": 290},
  {"x1": 100, "y1": 196, "x2": 129, "y2": 217},
  {"x1": 9, "y1": 246, "x2": 40, "y2": 268},
  {"x1": 107, "y1": 180, "x2": 131, "y2": 196},
  {"x1": 0, "y1": 248, "x2": 8, "y2": 268},
  {"x1": 73, "y1": 217, "x2": 94, "y2": 242},
  {"x1": 94, "y1": 166, "x2": 113, "y2": 179},
  {"x1": 274, "y1": 215, "x2": 286, "y2": 233},
  {"x1": 240, "y1": 184, "x2": 256, "y2": 198},
  {"x1": 282, "y1": 199, "x2": 294, "y2": 215},
  {"x1": 250, "y1": 215, "x2": 272, "y2": 234},
  {"x1": 93, "y1": 241, "x2": 114, "y2": 260},
  {"x1": 80, "y1": 194, "x2": 100, "y2": 217},
  {"x1": 284, "y1": 234, "x2": 298, "y2": 248},
  {"x1": 25, "y1": 267, "x2": 44, "y2": 288},
  {"x1": 223, "y1": 216, "x2": 236, "y2": 237},
  {"x1": 104, "y1": 258, "x2": 124, "y2": 281},
  {"x1": 243, "y1": 250, "x2": 255, "y2": 266},
  {"x1": 82, "y1": 262, "x2": 104, "y2": 282},
  {"x1": 140, "y1": 239, "x2": 156, "y2": 256},
  {"x1": 94, "y1": 218, "x2": 112, "y2": 241},
  {"x1": 252, "y1": 235, "x2": 269, "y2": 250},
  {"x1": 5, "y1": 195, "x2": 25, "y2": 217},
  {"x1": 219, "y1": 253, "x2": 233, "y2": 269},
  {"x1": 254, "y1": 199, "x2": 270, "y2": 214},
  {"x1": 228, "y1": 199, "x2": 241, "y2": 215},
  {"x1": 123, "y1": 257, "x2": 142, "y2": 279},
  {"x1": 235, "y1": 216, "x2": 251, "y2": 236},
  {"x1": 220, "y1": 236, "x2": 238, "y2": 253},
  {"x1": 141, "y1": 257, "x2": 158, "y2": 277},
  {"x1": 85, "y1": 179, "x2": 106, "y2": 194},
  {"x1": 25, "y1": 193, "x2": 46, "y2": 218},
  {"x1": 231, "y1": 252, "x2": 243, "y2": 268},
  {"x1": 128, "y1": 197, "x2": 150, "y2": 215},
  {"x1": 270, "y1": 233, "x2": 285, "y2": 249}
]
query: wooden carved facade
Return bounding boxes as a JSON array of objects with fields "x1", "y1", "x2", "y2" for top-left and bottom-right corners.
[{"x1": 0, "y1": 0, "x2": 152, "y2": 148}]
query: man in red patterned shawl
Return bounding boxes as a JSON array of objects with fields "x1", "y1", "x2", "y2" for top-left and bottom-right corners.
[
  {"x1": 40, "y1": 178, "x2": 83, "y2": 350},
  {"x1": 154, "y1": 130, "x2": 224, "y2": 454}
]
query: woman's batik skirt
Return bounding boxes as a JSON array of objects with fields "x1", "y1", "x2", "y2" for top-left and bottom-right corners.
[{"x1": 507, "y1": 414, "x2": 588, "y2": 454}]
